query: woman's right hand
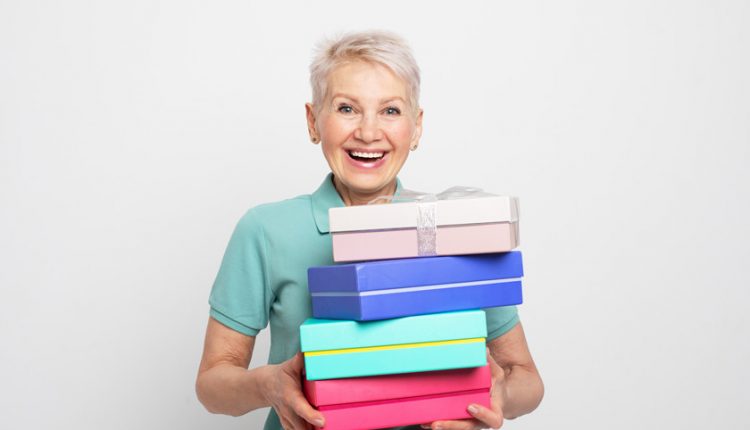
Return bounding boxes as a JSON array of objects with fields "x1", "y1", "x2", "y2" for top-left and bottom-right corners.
[{"x1": 263, "y1": 352, "x2": 325, "y2": 430}]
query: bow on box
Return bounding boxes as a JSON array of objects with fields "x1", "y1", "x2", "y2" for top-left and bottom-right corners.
[{"x1": 368, "y1": 186, "x2": 493, "y2": 256}]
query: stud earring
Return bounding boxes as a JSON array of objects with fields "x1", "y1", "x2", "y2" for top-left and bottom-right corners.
[{"x1": 410, "y1": 144, "x2": 418, "y2": 151}]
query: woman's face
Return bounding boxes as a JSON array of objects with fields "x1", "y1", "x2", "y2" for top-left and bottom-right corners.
[{"x1": 307, "y1": 61, "x2": 423, "y2": 197}]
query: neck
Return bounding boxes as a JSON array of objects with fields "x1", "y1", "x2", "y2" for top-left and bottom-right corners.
[{"x1": 333, "y1": 176, "x2": 397, "y2": 207}]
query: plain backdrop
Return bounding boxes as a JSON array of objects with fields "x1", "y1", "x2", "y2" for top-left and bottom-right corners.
[{"x1": 1, "y1": 1, "x2": 749, "y2": 429}]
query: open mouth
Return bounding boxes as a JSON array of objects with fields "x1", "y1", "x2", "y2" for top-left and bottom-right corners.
[{"x1": 347, "y1": 150, "x2": 386, "y2": 163}]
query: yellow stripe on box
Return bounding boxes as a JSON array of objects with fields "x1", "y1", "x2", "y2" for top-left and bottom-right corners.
[{"x1": 304, "y1": 337, "x2": 486, "y2": 357}]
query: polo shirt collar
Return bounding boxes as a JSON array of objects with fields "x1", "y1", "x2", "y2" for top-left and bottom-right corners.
[{"x1": 311, "y1": 173, "x2": 403, "y2": 234}]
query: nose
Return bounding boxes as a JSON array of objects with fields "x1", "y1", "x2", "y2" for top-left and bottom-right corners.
[{"x1": 353, "y1": 113, "x2": 383, "y2": 143}]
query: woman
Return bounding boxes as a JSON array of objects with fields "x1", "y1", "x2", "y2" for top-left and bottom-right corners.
[{"x1": 196, "y1": 31, "x2": 544, "y2": 430}]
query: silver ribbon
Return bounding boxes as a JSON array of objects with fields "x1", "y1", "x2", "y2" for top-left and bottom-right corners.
[{"x1": 368, "y1": 186, "x2": 487, "y2": 256}]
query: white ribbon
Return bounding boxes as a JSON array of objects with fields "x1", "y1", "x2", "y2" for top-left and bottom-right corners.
[{"x1": 368, "y1": 186, "x2": 488, "y2": 256}]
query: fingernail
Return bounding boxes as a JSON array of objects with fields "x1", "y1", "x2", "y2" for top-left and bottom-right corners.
[
  {"x1": 314, "y1": 419, "x2": 325, "y2": 427},
  {"x1": 434, "y1": 425, "x2": 443, "y2": 430},
  {"x1": 468, "y1": 404, "x2": 479, "y2": 414}
]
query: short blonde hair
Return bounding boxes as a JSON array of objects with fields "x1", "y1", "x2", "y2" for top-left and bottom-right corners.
[{"x1": 309, "y1": 30, "x2": 421, "y2": 113}]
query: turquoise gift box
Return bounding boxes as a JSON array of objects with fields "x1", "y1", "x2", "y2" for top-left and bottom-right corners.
[{"x1": 300, "y1": 310, "x2": 487, "y2": 381}]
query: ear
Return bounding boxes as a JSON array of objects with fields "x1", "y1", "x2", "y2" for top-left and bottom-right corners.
[
  {"x1": 305, "y1": 103, "x2": 320, "y2": 144},
  {"x1": 410, "y1": 108, "x2": 424, "y2": 149}
]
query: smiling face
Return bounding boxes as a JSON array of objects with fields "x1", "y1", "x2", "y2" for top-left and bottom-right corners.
[{"x1": 306, "y1": 60, "x2": 423, "y2": 204}]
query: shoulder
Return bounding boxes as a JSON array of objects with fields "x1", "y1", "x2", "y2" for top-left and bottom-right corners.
[{"x1": 234, "y1": 194, "x2": 314, "y2": 236}]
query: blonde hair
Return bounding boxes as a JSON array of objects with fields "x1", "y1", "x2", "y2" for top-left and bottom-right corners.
[{"x1": 309, "y1": 30, "x2": 421, "y2": 113}]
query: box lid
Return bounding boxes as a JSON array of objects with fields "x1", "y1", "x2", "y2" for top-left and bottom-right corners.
[
  {"x1": 329, "y1": 195, "x2": 519, "y2": 233},
  {"x1": 308, "y1": 252, "x2": 523, "y2": 293},
  {"x1": 299, "y1": 310, "x2": 487, "y2": 352},
  {"x1": 304, "y1": 364, "x2": 491, "y2": 407}
]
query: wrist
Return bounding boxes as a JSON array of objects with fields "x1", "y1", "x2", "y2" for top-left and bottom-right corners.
[
  {"x1": 499, "y1": 378, "x2": 510, "y2": 413},
  {"x1": 494, "y1": 369, "x2": 510, "y2": 414},
  {"x1": 256, "y1": 364, "x2": 278, "y2": 405}
]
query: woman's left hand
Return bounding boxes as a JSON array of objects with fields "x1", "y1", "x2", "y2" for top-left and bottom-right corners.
[{"x1": 421, "y1": 350, "x2": 507, "y2": 430}]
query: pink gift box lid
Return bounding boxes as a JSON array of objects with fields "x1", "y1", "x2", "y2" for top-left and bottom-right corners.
[
  {"x1": 304, "y1": 364, "x2": 491, "y2": 407},
  {"x1": 329, "y1": 194, "x2": 519, "y2": 233}
]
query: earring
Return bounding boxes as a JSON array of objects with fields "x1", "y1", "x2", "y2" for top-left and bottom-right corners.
[
  {"x1": 311, "y1": 136, "x2": 319, "y2": 143},
  {"x1": 410, "y1": 144, "x2": 418, "y2": 151}
]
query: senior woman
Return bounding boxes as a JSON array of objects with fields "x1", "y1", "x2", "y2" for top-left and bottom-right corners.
[{"x1": 196, "y1": 31, "x2": 544, "y2": 430}]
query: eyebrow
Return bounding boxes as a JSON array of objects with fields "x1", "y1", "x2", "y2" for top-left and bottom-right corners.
[{"x1": 331, "y1": 93, "x2": 406, "y2": 104}]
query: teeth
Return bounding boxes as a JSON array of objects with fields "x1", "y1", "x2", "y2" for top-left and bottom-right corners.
[{"x1": 350, "y1": 151, "x2": 384, "y2": 159}]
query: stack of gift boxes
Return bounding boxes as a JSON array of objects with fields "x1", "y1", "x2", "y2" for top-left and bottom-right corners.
[{"x1": 299, "y1": 190, "x2": 524, "y2": 429}]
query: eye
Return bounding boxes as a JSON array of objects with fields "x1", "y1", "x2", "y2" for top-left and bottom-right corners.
[
  {"x1": 385, "y1": 106, "x2": 401, "y2": 115},
  {"x1": 337, "y1": 104, "x2": 354, "y2": 114}
]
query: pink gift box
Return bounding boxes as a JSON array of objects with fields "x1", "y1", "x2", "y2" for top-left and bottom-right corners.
[
  {"x1": 304, "y1": 365, "x2": 491, "y2": 430},
  {"x1": 329, "y1": 194, "x2": 519, "y2": 262}
]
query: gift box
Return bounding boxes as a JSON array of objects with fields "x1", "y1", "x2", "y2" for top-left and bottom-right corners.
[
  {"x1": 303, "y1": 365, "x2": 491, "y2": 430},
  {"x1": 301, "y1": 310, "x2": 487, "y2": 380},
  {"x1": 329, "y1": 191, "x2": 519, "y2": 262},
  {"x1": 308, "y1": 252, "x2": 523, "y2": 321}
]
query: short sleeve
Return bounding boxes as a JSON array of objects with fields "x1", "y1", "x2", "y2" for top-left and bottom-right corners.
[
  {"x1": 484, "y1": 305, "x2": 519, "y2": 341},
  {"x1": 208, "y1": 209, "x2": 273, "y2": 336}
]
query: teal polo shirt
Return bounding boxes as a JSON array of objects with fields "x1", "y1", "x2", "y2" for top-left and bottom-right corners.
[{"x1": 208, "y1": 173, "x2": 519, "y2": 430}]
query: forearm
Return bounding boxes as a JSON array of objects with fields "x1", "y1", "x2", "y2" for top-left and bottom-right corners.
[
  {"x1": 196, "y1": 362, "x2": 275, "y2": 416},
  {"x1": 500, "y1": 363, "x2": 544, "y2": 419},
  {"x1": 486, "y1": 323, "x2": 544, "y2": 420}
]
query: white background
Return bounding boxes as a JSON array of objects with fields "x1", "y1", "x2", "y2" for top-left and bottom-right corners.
[{"x1": 1, "y1": 1, "x2": 749, "y2": 429}]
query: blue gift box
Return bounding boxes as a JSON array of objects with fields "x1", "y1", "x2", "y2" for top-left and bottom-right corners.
[{"x1": 308, "y1": 252, "x2": 523, "y2": 321}]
